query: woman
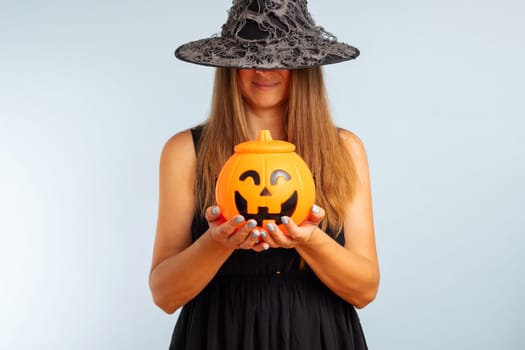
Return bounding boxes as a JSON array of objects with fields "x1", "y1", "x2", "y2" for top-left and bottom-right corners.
[{"x1": 149, "y1": 1, "x2": 379, "y2": 349}]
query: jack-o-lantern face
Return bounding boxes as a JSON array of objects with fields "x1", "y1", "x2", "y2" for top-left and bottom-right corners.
[
  {"x1": 215, "y1": 130, "x2": 316, "y2": 231},
  {"x1": 234, "y1": 168, "x2": 297, "y2": 225}
]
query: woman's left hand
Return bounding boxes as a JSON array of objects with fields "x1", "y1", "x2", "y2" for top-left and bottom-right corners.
[{"x1": 262, "y1": 204, "x2": 325, "y2": 249}]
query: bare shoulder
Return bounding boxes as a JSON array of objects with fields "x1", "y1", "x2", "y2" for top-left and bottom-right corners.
[
  {"x1": 157, "y1": 128, "x2": 197, "y2": 219},
  {"x1": 158, "y1": 129, "x2": 199, "y2": 179},
  {"x1": 160, "y1": 129, "x2": 195, "y2": 163},
  {"x1": 337, "y1": 128, "x2": 369, "y2": 161}
]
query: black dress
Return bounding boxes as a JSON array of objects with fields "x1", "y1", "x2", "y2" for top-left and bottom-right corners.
[{"x1": 169, "y1": 127, "x2": 368, "y2": 350}]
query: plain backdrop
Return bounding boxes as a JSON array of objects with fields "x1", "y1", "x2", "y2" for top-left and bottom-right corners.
[{"x1": 1, "y1": 0, "x2": 524, "y2": 349}]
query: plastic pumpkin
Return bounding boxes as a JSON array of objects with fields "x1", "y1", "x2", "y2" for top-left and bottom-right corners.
[{"x1": 215, "y1": 130, "x2": 316, "y2": 232}]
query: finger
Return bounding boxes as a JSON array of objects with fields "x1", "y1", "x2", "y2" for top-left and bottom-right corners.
[
  {"x1": 223, "y1": 215, "x2": 245, "y2": 236},
  {"x1": 258, "y1": 229, "x2": 279, "y2": 248},
  {"x1": 205, "y1": 205, "x2": 223, "y2": 224},
  {"x1": 266, "y1": 222, "x2": 294, "y2": 247},
  {"x1": 278, "y1": 216, "x2": 304, "y2": 241},
  {"x1": 281, "y1": 216, "x2": 317, "y2": 243},
  {"x1": 212, "y1": 215, "x2": 245, "y2": 242},
  {"x1": 251, "y1": 241, "x2": 270, "y2": 252},
  {"x1": 229, "y1": 218, "x2": 262, "y2": 248},
  {"x1": 306, "y1": 204, "x2": 325, "y2": 225},
  {"x1": 237, "y1": 221, "x2": 259, "y2": 249}
]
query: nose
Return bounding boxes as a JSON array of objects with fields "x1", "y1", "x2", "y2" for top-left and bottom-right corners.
[
  {"x1": 259, "y1": 187, "x2": 271, "y2": 196},
  {"x1": 254, "y1": 69, "x2": 275, "y2": 76}
]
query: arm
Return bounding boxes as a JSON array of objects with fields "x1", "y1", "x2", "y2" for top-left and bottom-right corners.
[
  {"x1": 264, "y1": 130, "x2": 379, "y2": 308},
  {"x1": 148, "y1": 130, "x2": 262, "y2": 314}
]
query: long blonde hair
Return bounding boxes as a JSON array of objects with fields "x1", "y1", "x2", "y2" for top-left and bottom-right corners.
[{"x1": 195, "y1": 67, "x2": 357, "y2": 234}]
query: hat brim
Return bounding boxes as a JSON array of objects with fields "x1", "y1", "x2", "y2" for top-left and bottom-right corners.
[{"x1": 175, "y1": 36, "x2": 360, "y2": 69}]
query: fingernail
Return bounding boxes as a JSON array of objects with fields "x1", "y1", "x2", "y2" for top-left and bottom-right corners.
[
  {"x1": 266, "y1": 223, "x2": 275, "y2": 232},
  {"x1": 260, "y1": 230, "x2": 267, "y2": 238},
  {"x1": 312, "y1": 204, "x2": 320, "y2": 214},
  {"x1": 248, "y1": 220, "x2": 256, "y2": 229},
  {"x1": 263, "y1": 243, "x2": 270, "y2": 250},
  {"x1": 212, "y1": 206, "x2": 219, "y2": 215},
  {"x1": 281, "y1": 216, "x2": 289, "y2": 225},
  {"x1": 252, "y1": 230, "x2": 260, "y2": 239},
  {"x1": 235, "y1": 216, "x2": 244, "y2": 224}
]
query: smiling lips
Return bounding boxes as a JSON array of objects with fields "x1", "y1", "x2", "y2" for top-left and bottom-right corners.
[{"x1": 252, "y1": 81, "x2": 280, "y2": 89}]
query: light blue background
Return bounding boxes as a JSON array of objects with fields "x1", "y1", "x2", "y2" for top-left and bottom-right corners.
[{"x1": 1, "y1": 0, "x2": 523, "y2": 349}]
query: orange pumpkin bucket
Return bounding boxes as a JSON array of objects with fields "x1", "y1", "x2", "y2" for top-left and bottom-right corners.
[{"x1": 215, "y1": 130, "x2": 316, "y2": 232}]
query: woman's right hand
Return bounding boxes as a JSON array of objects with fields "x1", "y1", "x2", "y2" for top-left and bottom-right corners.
[{"x1": 205, "y1": 205, "x2": 270, "y2": 252}]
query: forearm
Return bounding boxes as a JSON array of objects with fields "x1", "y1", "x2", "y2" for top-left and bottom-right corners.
[
  {"x1": 149, "y1": 230, "x2": 233, "y2": 314},
  {"x1": 295, "y1": 228, "x2": 379, "y2": 308}
]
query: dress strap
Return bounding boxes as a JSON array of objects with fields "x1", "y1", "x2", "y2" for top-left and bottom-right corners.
[
  {"x1": 190, "y1": 125, "x2": 208, "y2": 241},
  {"x1": 190, "y1": 125, "x2": 204, "y2": 154}
]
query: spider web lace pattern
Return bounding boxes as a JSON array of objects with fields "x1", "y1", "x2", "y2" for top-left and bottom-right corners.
[{"x1": 175, "y1": 0, "x2": 359, "y2": 69}]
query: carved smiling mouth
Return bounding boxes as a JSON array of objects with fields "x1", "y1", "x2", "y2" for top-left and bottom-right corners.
[{"x1": 234, "y1": 191, "x2": 297, "y2": 226}]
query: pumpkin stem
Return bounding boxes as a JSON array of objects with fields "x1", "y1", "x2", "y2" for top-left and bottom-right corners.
[{"x1": 258, "y1": 130, "x2": 273, "y2": 142}]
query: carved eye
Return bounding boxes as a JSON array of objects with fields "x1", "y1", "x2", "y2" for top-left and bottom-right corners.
[
  {"x1": 239, "y1": 170, "x2": 260, "y2": 185},
  {"x1": 270, "y1": 169, "x2": 291, "y2": 185}
]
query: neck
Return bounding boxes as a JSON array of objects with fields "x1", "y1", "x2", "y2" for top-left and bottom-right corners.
[{"x1": 244, "y1": 104, "x2": 287, "y2": 141}]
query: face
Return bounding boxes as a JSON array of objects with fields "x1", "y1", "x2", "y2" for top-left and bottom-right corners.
[{"x1": 238, "y1": 69, "x2": 291, "y2": 111}]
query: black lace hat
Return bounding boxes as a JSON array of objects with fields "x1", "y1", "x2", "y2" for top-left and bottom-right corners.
[{"x1": 175, "y1": 0, "x2": 360, "y2": 69}]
